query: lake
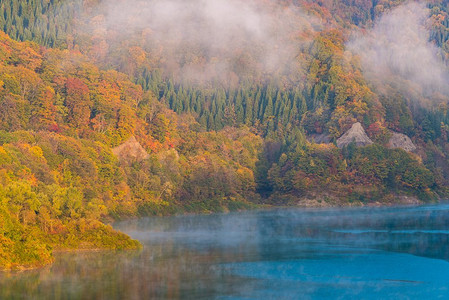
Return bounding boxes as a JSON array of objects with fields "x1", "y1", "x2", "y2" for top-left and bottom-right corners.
[{"x1": 2, "y1": 204, "x2": 449, "y2": 299}]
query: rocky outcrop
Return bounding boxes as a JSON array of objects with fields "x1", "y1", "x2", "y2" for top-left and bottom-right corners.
[
  {"x1": 112, "y1": 136, "x2": 149, "y2": 161},
  {"x1": 387, "y1": 132, "x2": 416, "y2": 152},
  {"x1": 336, "y1": 122, "x2": 373, "y2": 148}
]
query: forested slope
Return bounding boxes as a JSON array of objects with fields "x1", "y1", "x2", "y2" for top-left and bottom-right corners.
[
  {"x1": 1, "y1": 0, "x2": 449, "y2": 269},
  {"x1": 0, "y1": 31, "x2": 262, "y2": 269}
]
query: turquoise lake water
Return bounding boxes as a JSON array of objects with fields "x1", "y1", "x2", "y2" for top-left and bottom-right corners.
[{"x1": 2, "y1": 204, "x2": 449, "y2": 299}]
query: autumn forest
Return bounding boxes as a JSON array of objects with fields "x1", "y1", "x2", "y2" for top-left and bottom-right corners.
[{"x1": 1, "y1": 0, "x2": 449, "y2": 269}]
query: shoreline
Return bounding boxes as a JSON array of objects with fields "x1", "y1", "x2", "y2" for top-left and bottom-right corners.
[{"x1": 1, "y1": 197, "x2": 441, "y2": 272}]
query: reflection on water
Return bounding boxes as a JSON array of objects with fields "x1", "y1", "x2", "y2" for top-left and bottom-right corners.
[{"x1": 2, "y1": 204, "x2": 449, "y2": 299}]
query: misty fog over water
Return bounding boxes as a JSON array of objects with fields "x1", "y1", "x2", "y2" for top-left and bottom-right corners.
[{"x1": 2, "y1": 204, "x2": 449, "y2": 299}]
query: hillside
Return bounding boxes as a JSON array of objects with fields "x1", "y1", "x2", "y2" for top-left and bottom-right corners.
[
  {"x1": 0, "y1": 0, "x2": 449, "y2": 269},
  {"x1": 0, "y1": 30, "x2": 263, "y2": 269}
]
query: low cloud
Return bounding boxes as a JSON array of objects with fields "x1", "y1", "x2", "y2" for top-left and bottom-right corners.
[
  {"x1": 348, "y1": 1, "x2": 449, "y2": 100},
  {"x1": 87, "y1": 0, "x2": 320, "y2": 85}
]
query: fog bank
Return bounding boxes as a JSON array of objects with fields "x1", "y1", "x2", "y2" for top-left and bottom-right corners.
[
  {"x1": 348, "y1": 2, "x2": 449, "y2": 100},
  {"x1": 88, "y1": 0, "x2": 319, "y2": 84}
]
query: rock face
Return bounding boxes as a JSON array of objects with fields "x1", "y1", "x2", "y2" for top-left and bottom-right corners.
[
  {"x1": 388, "y1": 132, "x2": 416, "y2": 152},
  {"x1": 112, "y1": 136, "x2": 149, "y2": 161},
  {"x1": 336, "y1": 122, "x2": 373, "y2": 148}
]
